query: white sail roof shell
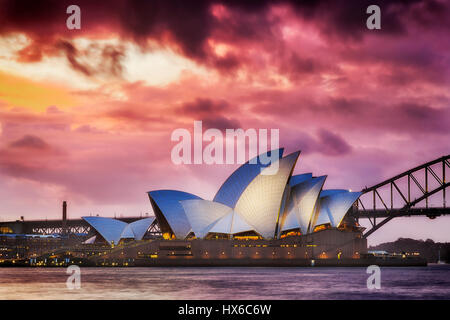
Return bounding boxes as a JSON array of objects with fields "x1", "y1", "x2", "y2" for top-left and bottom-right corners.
[
  {"x1": 312, "y1": 190, "x2": 362, "y2": 230},
  {"x1": 320, "y1": 189, "x2": 347, "y2": 197},
  {"x1": 213, "y1": 149, "x2": 284, "y2": 208},
  {"x1": 280, "y1": 209, "x2": 299, "y2": 231},
  {"x1": 120, "y1": 224, "x2": 135, "y2": 239},
  {"x1": 208, "y1": 210, "x2": 234, "y2": 234},
  {"x1": 313, "y1": 202, "x2": 332, "y2": 227},
  {"x1": 289, "y1": 173, "x2": 313, "y2": 187},
  {"x1": 83, "y1": 216, "x2": 127, "y2": 245},
  {"x1": 286, "y1": 176, "x2": 326, "y2": 233},
  {"x1": 129, "y1": 217, "x2": 155, "y2": 240},
  {"x1": 82, "y1": 216, "x2": 155, "y2": 244},
  {"x1": 82, "y1": 235, "x2": 97, "y2": 244},
  {"x1": 234, "y1": 151, "x2": 300, "y2": 239},
  {"x1": 181, "y1": 199, "x2": 233, "y2": 239},
  {"x1": 148, "y1": 190, "x2": 201, "y2": 239},
  {"x1": 208, "y1": 210, "x2": 255, "y2": 235}
]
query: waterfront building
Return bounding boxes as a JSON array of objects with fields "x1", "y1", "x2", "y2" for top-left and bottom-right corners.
[{"x1": 148, "y1": 149, "x2": 362, "y2": 240}]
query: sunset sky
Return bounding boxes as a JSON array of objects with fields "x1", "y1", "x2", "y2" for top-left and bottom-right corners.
[{"x1": 0, "y1": 0, "x2": 448, "y2": 245}]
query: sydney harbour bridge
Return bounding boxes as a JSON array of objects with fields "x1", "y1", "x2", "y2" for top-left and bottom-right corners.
[
  {"x1": 1, "y1": 155, "x2": 448, "y2": 239},
  {"x1": 350, "y1": 154, "x2": 449, "y2": 238}
]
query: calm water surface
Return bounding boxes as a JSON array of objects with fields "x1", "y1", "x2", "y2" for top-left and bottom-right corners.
[{"x1": 0, "y1": 265, "x2": 449, "y2": 299}]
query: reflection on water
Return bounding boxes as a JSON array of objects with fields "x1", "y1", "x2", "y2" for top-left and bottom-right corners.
[{"x1": 0, "y1": 265, "x2": 449, "y2": 300}]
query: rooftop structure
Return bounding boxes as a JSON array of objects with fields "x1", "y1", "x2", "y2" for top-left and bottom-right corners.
[
  {"x1": 148, "y1": 149, "x2": 361, "y2": 240},
  {"x1": 82, "y1": 216, "x2": 155, "y2": 245}
]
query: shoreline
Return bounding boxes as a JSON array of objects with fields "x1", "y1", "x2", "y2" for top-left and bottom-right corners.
[{"x1": 0, "y1": 257, "x2": 428, "y2": 268}]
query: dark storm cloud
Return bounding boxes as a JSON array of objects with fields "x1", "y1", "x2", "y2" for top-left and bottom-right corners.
[
  {"x1": 277, "y1": 53, "x2": 325, "y2": 82},
  {"x1": 211, "y1": 54, "x2": 241, "y2": 73},
  {"x1": 178, "y1": 98, "x2": 241, "y2": 130},
  {"x1": 394, "y1": 103, "x2": 450, "y2": 133},
  {"x1": 0, "y1": 0, "x2": 447, "y2": 72},
  {"x1": 319, "y1": 99, "x2": 450, "y2": 135},
  {"x1": 316, "y1": 129, "x2": 353, "y2": 156},
  {"x1": 0, "y1": 0, "x2": 214, "y2": 61},
  {"x1": 9, "y1": 134, "x2": 49, "y2": 149},
  {"x1": 202, "y1": 116, "x2": 241, "y2": 130},
  {"x1": 179, "y1": 98, "x2": 230, "y2": 115},
  {"x1": 283, "y1": 129, "x2": 352, "y2": 157},
  {"x1": 103, "y1": 0, "x2": 214, "y2": 61},
  {"x1": 223, "y1": 0, "x2": 448, "y2": 39},
  {"x1": 0, "y1": 134, "x2": 65, "y2": 180},
  {"x1": 56, "y1": 40, "x2": 92, "y2": 76},
  {"x1": 55, "y1": 40, "x2": 126, "y2": 77}
]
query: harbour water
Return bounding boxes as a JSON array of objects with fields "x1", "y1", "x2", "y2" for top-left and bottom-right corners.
[{"x1": 0, "y1": 265, "x2": 449, "y2": 300}]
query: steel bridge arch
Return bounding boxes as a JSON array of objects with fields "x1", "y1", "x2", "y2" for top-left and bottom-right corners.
[{"x1": 352, "y1": 155, "x2": 450, "y2": 238}]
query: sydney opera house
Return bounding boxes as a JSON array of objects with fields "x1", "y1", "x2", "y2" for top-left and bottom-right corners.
[
  {"x1": 1, "y1": 149, "x2": 430, "y2": 267},
  {"x1": 148, "y1": 149, "x2": 361, "y2": 241},
  {"x1": 79, "y1": 149, "x2": 368, "y2": 266}
]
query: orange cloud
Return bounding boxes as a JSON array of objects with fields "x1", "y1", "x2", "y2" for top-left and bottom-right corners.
[{"x1": 0, "y1": 71, "x2": 77, "y2": 112}]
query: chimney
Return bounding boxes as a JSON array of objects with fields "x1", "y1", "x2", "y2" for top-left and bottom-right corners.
[{"x1": 62, "y1": 201, "x2": 67, "y2": 234}]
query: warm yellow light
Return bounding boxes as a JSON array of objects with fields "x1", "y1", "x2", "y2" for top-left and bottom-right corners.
[
  {"x1": 162, "y1": 233, "x2": 172, "y2": 240},
  {"x1": 0, "y1": 71, "x2": 77, "y2": 112}
]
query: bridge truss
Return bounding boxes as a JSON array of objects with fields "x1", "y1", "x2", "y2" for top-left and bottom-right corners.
[
  {"x1": 0, "y1": 216, "x2": 161, "y2": 238},
  {"x1": 351, "y1": 155, "x2": 450, "y2": 238}
]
